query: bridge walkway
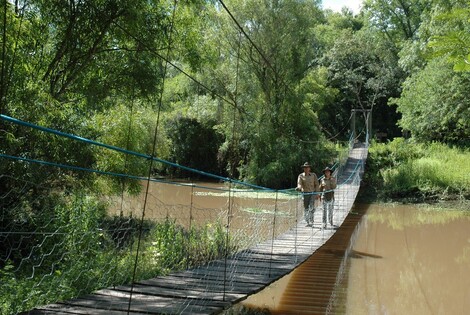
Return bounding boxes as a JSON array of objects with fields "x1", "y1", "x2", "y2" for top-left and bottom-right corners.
[{"x1": 26, "y1": 144, "x2": 368, "y2": 315}]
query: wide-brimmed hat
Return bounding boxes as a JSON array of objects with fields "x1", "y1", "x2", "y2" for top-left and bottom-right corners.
[
  {"x1": 323, "y1": 166, "x2": 332, "y2": 174},
  {"x1": 301, "y1": 162, "x2": 312, "y2": 168}
]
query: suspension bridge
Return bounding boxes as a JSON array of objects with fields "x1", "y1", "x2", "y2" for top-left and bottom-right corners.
[
  {"x1": 1, "y1": 112, "x2": 369, "y2": 315},
  {"x1": 0, "y1": 1, "x2": 376, "y2": 313}
]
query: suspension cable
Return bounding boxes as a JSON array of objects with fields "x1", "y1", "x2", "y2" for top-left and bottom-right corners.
[
  {"x1": 229, "y1": 30, "x2": 242, "y2": 177},
  {"x1": 0, "y1": 113, "x2": 274, "y2": 190},
  {"x1": 119, "y1": 86, "x2": 137, "y2": 217},
  {"x1": 111, "y1": 21, "x2": 258, "y2": 123},
  {"x1": 0, "y1": 0, "x2": 8, "y2": 115},
  {"x1": 218, "y1": 0, "x2": 273, "y2": 75},
  {"x1": 217, "y1": 0, "x2": 330, "y2": 140},
  {"x1": 127, "y1": 1, "x2": 179, "y2": 312}
]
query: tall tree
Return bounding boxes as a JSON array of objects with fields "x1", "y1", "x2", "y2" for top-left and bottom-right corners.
[
  {"x1": 324, "y1": 27, "x2": 403, "y2": 139},
  {"x1": 392, "y1": 57, "x2": 470, "y2": 144},
  {"x1": 428, "y1": 3, "x2": 470, "y2": 71},
  {"x1": 392, "y1": 0, "x2": 470, "y2": 144},
  {"x1": 363, "y1": 0, "x2": 432, "y2": 46},
  {"x1": 206, "y1": 0, "x2": 338, "y2": 187}
]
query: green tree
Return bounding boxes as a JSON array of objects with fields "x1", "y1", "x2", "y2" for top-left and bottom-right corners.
[
  {"x1": 428, "y1": 4, "x2": 470, "y2": 71},
  {"x1": 362, "y1": 0, "x2": 432, "y2": 46},
  {"x1": 166, "y1": 117, "x2": 223, "y2": 178},
  {"x1": 392, "y1": 57, "x2": 470, "y2": 145},
  {"x1": 0, "y1": 0, "x2": 207, "y2": 185},
  {"x1": 324, "y1": 27, "x2": 403, "y2": 139},
  {"x1": 390, "y1": 0, "x2": 470, "y2": 145},
  {"x1": 201, "y1": 0, "x2": 338, "y2": 187}
]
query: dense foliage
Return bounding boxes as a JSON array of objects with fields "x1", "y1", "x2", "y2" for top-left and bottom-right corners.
[
  {"x1": 0, "y1": 203, "x2": 234, "y2": 314},
  {"x1": 1, "y1": 0, "x2": 467, "y2": 190},
  {"x1": 1, "y1": 0, "x2": 469, "y2": 313}
]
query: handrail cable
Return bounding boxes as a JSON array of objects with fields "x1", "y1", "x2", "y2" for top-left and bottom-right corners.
[
  {"x1": 1, "y1": 113, "x2": 367, "y2": 195},
  {"x1": 0, "y1": 152, "x2": 263, "y2": 193},
  {"x1": 127, "y1": 0, "x2": 179, "y2": 312},
  {"x1": 0, "y1": 113, "x2": 270, "y2": 191}
]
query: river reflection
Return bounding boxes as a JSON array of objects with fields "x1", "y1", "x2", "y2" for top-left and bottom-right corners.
[
  {"x1": 238, "y1": 203, "x2": 470, "y2": 315},
  {"x1": 345, "y1": 203, "x2": 470, "y2": 315}
]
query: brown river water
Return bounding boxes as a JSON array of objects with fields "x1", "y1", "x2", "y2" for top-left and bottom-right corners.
[
  {"x1": 109, "y1": 180, "x2": 299, "y2": 247},
  {"x1": 110, "y1": 183, "x2": 470, "y2": 314},
  {"x1": 240, "y1": 203, "x2": 470, "y2": 315}
]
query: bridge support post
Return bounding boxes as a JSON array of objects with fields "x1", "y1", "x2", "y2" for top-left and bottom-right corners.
[{"x1": 351, "y1": 108, "x2": 372, "y2": 143}]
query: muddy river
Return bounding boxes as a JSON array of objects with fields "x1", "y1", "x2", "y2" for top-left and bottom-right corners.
[
  {"x1": 108, "y1": 180, "x2": 300, "y2": 248},
  {"x1": 240, "y1": 203, "x2": 470, "y2": 314}
]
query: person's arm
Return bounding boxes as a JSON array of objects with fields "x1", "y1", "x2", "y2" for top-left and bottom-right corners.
[
  {"x1": 315, "y1": 175, "x2": 321, "y2": 191},
  {"x1": 315, "y1": 174, "x2": 321, "y2": 198},
  {"x1": 296, "y1": 175, "x2": 302, "y2": 191},
  {"x1": 331, "y1": 177, "x2": 337, "y2": 189}
]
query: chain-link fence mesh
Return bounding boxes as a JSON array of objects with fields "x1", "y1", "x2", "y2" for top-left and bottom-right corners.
[{"x1": 1, "y1": 116, "x2": 368, "y2": 314}]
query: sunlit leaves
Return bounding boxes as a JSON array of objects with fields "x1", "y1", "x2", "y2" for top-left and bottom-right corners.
[
  {"x1": 392, "y1": 57, "x2": 470, "y2": 144},
  {"x1": 428, "y1": 7, "x2": 470, "y2": 72},
  {"x1": 362, "y1": 0, "x2": 431, "y2": 44}
]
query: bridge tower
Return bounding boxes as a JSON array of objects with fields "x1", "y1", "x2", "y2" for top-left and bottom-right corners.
[{"x1": 351, "y1": 108, "x2": 372, "y2": 144}]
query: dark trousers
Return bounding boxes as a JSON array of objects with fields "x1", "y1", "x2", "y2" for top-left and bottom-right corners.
[{"x1": 303, "y1": 193, "x2": 315, "y2": 224}]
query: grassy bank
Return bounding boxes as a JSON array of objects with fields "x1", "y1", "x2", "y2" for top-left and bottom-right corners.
[
  {"x1": 359, "y1": 138, "x2": 470, "y2": 203},
  {"x1": 1, "y1": 197, "x2": 235, "y2": 315}
]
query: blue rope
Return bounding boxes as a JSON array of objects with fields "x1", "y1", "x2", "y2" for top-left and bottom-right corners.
[
  {"x1": 0, "y1": 153, "x2": 146, "y2": 180},
  {"x1": 0, "y1": 114, "x2": 273, "y2": 191},
  {"x1": 0, "y1": 148, "x2": 364, "y2": 196},
  {"x1": 1, "y1": 114, "x2": 365, "y2": 194},
  {"x1": 0, "y1": 153, "x2": 241, "y2": 192}
]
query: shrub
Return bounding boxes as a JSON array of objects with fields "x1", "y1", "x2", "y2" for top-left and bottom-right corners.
[
  {"x1": 365, "y1": 138, "x2": 470, "y2": 201},
  {"x1": 1, "y1": 200, "x2": 235, "y2": 315}
]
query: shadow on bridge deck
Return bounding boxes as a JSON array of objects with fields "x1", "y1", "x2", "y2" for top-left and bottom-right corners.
[{"x1": 271, "y1": 203, "x2": 369, "y2": 315}]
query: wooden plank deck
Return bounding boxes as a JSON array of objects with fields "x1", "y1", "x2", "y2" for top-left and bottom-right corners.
[{"x1": 24, "y1": 144, "x2": 368, "y2": 315}]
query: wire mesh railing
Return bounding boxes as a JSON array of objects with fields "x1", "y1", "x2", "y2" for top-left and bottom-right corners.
[{"x1": 0, "y1": 114, "x2": 368, "y2": 314}]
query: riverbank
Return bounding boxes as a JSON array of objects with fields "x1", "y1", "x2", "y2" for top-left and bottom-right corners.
[
  {"x1": 357, "y1": 182, "x2": 470, "y2": 211},
  {"x1": 358, "y1": 138, "x2": 470, "y2": 205}
]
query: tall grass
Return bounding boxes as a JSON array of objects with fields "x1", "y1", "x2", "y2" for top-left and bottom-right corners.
[
  {"x1": 0, "y1": 194, "x2": 236, "y2": 315},
  {"x1": 366, "y1": 138, "x2": 470, "y2": 200}
]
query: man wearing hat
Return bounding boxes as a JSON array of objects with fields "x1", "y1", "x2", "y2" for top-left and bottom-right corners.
[
  {"x1": 320, "y1": 166, "x2": 337, "y2": 228},
  {"x1": 296, "y1": 162, "x2": 320, "y2": 227}
]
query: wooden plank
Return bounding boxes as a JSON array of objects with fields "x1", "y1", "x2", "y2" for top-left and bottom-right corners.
[
  {"x1": 30, "y1": 304, "x2": 142, "y2": 315},
  {"x1": 54, "y1": 290, "x2": 226, "y2": 315}
]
